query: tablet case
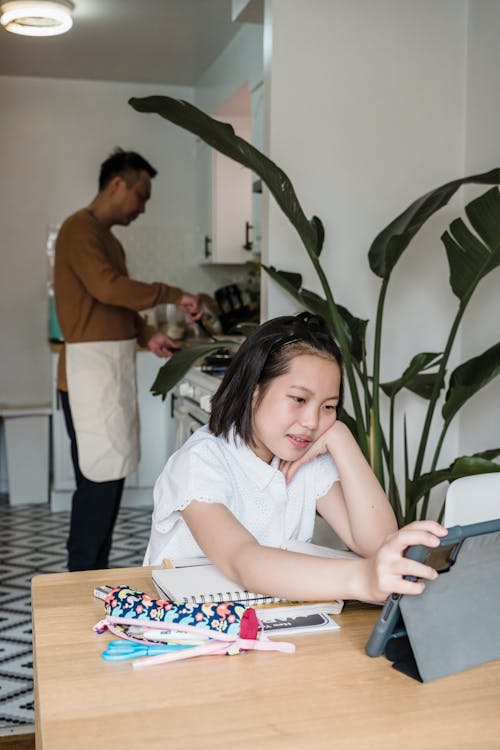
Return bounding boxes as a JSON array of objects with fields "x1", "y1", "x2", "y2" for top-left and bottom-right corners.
[{"x1": 365, "y1": 518, "x2": 500, "y2": 682}]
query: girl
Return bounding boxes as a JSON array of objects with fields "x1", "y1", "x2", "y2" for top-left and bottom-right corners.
[{"x1": 144, "y1": 313, "x2": 446, "y2": 603}]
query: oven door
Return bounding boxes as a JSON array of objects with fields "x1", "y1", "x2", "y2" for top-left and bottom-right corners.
[{"x1": 172, "y1": 393, "x2": 209, "y2": 451}]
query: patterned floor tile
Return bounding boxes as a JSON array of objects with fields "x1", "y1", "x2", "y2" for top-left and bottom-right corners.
[
  {"x1": 0, "y1": 584, "x2": 31, "y2": 606},
  {"x1": 0, "y1": 497, "x2": 151, "y2": 728},
  {"x1": 0, "y1": 563, "x2": 35, "y2": 583},
  {"x1": 0, "y1": 609, "x2": 31, "y2": 648},
  {"x1": 0, "y1": 686, "x2": 34, "y2": 727},
  {"x1": 0, "y1": 646, "x2": 33, "y2": 679}
]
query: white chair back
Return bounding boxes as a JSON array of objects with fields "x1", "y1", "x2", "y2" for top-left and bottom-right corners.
[{"x1": 444, "y1": 472, "x2": 500, "y2": 526}]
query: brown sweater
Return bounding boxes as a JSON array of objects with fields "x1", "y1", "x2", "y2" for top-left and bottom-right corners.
[{"x1": 54, "y1": 208, "x2": 183, "y2": 390}]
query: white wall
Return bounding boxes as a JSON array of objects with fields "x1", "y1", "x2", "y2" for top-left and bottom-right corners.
[
  {"x1": 195, "y1": 24, "x2": 263, "y2": 116},
  {"x1": 261, "y1": 0, "x2": 498, "y2": 516},
  {"x1": 459, "y1": 0, "x2": 500, "y2": 458},
  {"x1": 0, "y1": 75, "x2": 244, "y2": 407}
]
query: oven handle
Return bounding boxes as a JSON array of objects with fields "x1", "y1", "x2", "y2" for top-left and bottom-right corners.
[
  {"x1": 187, "y1": 411, "x2": 207, "y2": 427},
  {"x1": 172, "y1": 401, "x2": 207, "y2": 425}
]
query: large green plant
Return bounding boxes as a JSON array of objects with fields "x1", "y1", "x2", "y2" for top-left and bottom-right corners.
[{"x1": 129, "y1": 95, "x2": 500, "y2": 524}]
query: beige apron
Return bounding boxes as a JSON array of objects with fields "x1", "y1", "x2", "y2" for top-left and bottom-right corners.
[{"x1": 65, "y1": 339, "x2": 140, "y2": 481}]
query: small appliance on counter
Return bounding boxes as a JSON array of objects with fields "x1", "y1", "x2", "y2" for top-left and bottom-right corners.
[{"x1": 214, "y1": 284, "x2": 255, "y2": 334}]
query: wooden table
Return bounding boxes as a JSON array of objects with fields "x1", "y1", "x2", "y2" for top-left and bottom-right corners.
[{"x1": 32, "y1": 567, "x2": 500, "y2": 750}]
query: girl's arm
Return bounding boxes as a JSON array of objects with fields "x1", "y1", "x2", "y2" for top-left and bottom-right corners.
[
  {"x1": 181, "y1": 499, "x2": 446, "y2": 603},
  {"x1": 318, "y1": 422, "x2": 397, "y2": 556},
  {"x1": 282, "y1": 420, "x2": 397, "y2": 557}
]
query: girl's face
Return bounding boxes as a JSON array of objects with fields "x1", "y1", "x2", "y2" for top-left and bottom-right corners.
[{"x1": 251, "y1": 353, "x2": 341, "y2": 463}]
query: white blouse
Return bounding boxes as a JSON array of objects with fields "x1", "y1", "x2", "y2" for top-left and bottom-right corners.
[{"x1": 144, "y1": 425, "x2": 340, "y2": 565}]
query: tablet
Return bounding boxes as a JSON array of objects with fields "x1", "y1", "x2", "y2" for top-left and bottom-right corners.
[{"x1": 365, "y1": 517, "x2": 500, "y2": 659}]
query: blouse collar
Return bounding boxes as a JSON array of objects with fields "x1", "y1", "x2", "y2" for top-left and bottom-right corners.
[{"x1": 225, "y1": 428, "x2": 283, "y2": 490}]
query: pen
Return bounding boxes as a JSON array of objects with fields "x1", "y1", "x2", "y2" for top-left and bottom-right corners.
[{"x1": 125, "y1": 625, "x2": 204, "y2": 645}]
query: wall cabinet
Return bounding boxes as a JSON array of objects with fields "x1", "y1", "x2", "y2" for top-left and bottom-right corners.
[
  {"x1": 50, "y1": 351, "x2": 175, "y2": 511},
  {"x1": 197, "y1": 116, "x2": 254, "y2": 264}
]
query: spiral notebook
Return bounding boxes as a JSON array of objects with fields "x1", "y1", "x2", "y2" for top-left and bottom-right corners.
[
  {"x1": 153, "y1": 542, "x2": 357, "y2": 607},
  {"x1": 152, "y1": 565, "x2": 282, "y2": 605}
]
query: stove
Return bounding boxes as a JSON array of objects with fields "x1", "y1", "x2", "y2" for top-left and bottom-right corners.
[
  {"x1": 201, "y1": 364, "x2": 229, "y2": 377},
  {"x1": 201, "y1": 348, "x2": 233, "y2": 377},
  {"x1": 172, "y1": 367, "x2": 222, "y2": 449},
  {"x1": 177, "y1": 367, "x2": 223, "y2": 413}
]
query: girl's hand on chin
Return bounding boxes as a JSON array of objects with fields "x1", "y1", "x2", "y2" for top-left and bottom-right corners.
[{"x1": 280, "y1": 422, "x2": 339, "y2": 484}]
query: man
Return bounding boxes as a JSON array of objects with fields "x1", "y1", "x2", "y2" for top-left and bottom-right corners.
[{"x1": 54, "y1": 148, "x2": 201, "y2": 571}]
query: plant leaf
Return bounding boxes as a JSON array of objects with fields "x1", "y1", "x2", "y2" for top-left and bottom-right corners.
[
  {"x1": 150, "y1": 343, "x2": 237, "y2": 399},
  {"x1": 368, "y1": 169, "x2": 500, "y2": 280},
  {"x1": 260, "y1": 264, "x2": 330, "y2": 318},
  {"x1": 442, "y1": 341, "x2": 500, "y2": 423},
  {"x1": 311, "y1": 216, "x2": 325, "y2": 257},
  {"x1": 260, "y1": 264, "x2": 306, "y2": 308},
  {"x1": 129, "y1": 96, "x2": 323, "y2": 259},
  {"x1": 277, "y1": 270, "x2": 303, "y2": 290},
  {"x1": 298, "y1": 291, "x2": 368, "y2": 363},
  {"x1": 408, "y1": 451, "x2": 500, "y2": 505},
  {"x1": 261, "y1": 263, "x2": 347, "y2": 346},
  {"x1": 299, "y1": 289, "x2": 330, "y2": 320},
  {"x1": 336, "y1": 305, "x2": 368, "y2": 363},
  {"x1": 442, "y1": 187, "x2": 500, "y2": 301},
  {"x1": 467, "y1": 184, "x2": 500, "y2": 250},
  {"x1": 300, "y1": 292, "x2": 353, "y2": 354},
  {"x1": 476, "y1": 448, "x2": 500, "y2": 462},
  {"x1": 261, "y1": 265, "x2": 368, "y2": 364},
  {"x1": 380, "y1": 352, "x2": 442, "y2": 399},
  {"x1": 403, "y1": 373, "x2": 443, "y2": 400}
]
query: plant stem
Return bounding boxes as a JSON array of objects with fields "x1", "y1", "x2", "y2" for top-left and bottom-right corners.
[
  {"x1": 412, "y1": 300, "x2": 467, "y2": 481},
  {"x1": 371, "y1": 278, "x2": 389, "y2": 484},
  {"x1": 361, "y1": 342, "x2": 371, "y2": 428},
  {"x1": 352, "y1": 350, "x2": 372, "y2": 428},
  {"x1": 419, "y1": 418, "x2": 450, "y2": 518},
  {"x1": 403, "y1": 415, "x2": 413, "y2": 522},
  {"x1": 311, "y1": 256, "x2": 369, "y2": 458},
  {"x1": 388, "y1": 395, "x2": 399, "y2": 520}
]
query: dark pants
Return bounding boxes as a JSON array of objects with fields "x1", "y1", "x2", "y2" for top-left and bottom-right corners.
[{"x1": 59, "y1": 389, "x2": 125, "y2": 571}]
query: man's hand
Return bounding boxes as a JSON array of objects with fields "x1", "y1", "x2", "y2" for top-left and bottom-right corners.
[
  {"x1": 147, "y1": 332, "x2": 181, "y2": 359},
  {"x1": 177, "y1": 292, "x2": 203, "y2": 321}
]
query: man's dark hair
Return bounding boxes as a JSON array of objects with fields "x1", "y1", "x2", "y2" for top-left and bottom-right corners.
[
  {"x1": 98, "y1": 148, "x2": 157, "y2": 190},
  {"x1": 209, "y1": 312, "x2": 344, "y2": 445}
]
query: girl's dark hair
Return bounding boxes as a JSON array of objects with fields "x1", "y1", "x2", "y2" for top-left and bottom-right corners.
[{"x1": 209, "y1": 312, "x2": 344, "y2": 444}]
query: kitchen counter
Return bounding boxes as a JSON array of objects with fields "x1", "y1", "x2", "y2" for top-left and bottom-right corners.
[{"x1": 49, "y1": 334, "x2": 244, "y2": 354}]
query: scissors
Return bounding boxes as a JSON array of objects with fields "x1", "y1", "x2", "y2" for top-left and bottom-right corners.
[{"x1": 102, "y1": 640, "x2": 195, "y2": 661}]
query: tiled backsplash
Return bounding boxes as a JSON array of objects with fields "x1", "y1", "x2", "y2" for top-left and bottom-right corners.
[{"x1": 115, "y1": 224, "x2": 252, "y2": 298}]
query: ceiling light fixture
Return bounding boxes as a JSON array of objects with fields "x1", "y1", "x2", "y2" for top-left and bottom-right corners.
[{"x1": 0, "y1": 0, "x2": 74, "y2": 37}]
